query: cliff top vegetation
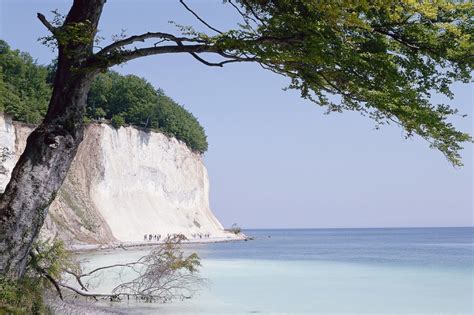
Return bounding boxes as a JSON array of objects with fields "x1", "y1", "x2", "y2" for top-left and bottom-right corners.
[{"x1": 0, "y1": 39, "x2": 208, "y2": 153}]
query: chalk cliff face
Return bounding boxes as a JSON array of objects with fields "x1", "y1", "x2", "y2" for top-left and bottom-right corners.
[{"x1": 0, "y1": 113, "x2": 237, "y2": 245}]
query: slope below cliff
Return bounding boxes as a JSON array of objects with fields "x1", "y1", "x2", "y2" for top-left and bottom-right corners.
[{"x1": 0, "y1": 113, "x2": 240, "y2": 246}]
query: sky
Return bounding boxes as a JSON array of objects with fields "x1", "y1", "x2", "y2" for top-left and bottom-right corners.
[{"x1": 0, "y1": 0, "x2": 472, "y2": 229}]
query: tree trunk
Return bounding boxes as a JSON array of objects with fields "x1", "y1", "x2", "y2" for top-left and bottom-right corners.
[{"x1": 0, "y1": 0, "x2": 105, "y2": 279}]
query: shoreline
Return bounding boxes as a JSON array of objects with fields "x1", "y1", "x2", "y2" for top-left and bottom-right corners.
[{"x1": 67, "y1": 233, "x2": 247, "y2": 253}]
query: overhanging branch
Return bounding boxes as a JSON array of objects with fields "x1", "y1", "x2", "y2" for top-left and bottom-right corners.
[
  {"x1": 37, "y1": 13, "x2": 57, "y2": 34},
  {"x1": 188, "y1": 52, "x2": 257, "y2": 67},
  {"x1": 92, "y1": 32, "x2": 300, "y2": 70},
  {"x1": 179, "y1": 0, "x2": 223, "y2": 34},
  {"x1": 97, "y1": 32, "x2": 209, "y2": 56}
]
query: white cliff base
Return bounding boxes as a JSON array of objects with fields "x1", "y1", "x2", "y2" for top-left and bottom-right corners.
[{"x1": 0, "y1": 113, "x2": 242, "y2": 247}]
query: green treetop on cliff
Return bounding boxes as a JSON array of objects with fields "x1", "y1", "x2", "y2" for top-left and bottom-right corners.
[{"x1": 0, "y1": 40, "x2": 208, "y2": 153}]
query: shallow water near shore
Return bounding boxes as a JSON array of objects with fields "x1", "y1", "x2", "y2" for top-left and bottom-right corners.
[{"x1": 74, "y1": 228, "x2": 473, "y2": 314}]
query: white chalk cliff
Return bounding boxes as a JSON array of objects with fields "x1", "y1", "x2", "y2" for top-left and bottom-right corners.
[{"x1": 0, "y1": 113, "x2": 239, "y2": 246}]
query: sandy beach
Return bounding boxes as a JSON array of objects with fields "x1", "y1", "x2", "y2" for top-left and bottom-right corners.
[{"x1": 67, "y1": 233, "x2": 247, "y2": 252}]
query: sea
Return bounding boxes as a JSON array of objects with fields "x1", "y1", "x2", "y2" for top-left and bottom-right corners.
[{"x1": 75, "y1": 227, "x2": 473, "y2": 314}]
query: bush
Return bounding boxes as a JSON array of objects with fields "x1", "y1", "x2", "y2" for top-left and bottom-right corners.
[
  {"x1": 91, "y1": 107, "x2": 106, "y2": 120},
  {"x1": 111, "y1": 114, "x2": 125, "y2": 129},
  {"x1": 0, "y1": 40, "x2": 51, "y2": 124},
  {"x1": 0, "y1": 240, "x2": 72, "y2": 315},
  {"x1": 0, "y1": 277, "x2": 51, "y2": 315},
  {"x1": 227, "y1": 223, "x2": 242, "y2": 235}
]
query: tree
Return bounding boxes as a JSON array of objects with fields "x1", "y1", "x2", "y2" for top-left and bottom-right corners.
[
  {"x1": 59, "y1": 235, "x2": 203, "y2": 304},
  {"x1": 86, "y1": 71, "x2": 209, "y2": 152},
  {"x1": 0, "y1": 40, "x2": 51, "y2": 124},
  {"x1": 0, "y1": 45, "x2": 209, "y2": 152},
  {"x1": 1, "y1": 236, "x2": 203, "y2": 312},
  {"x1": 0, "y1": 0, "x2": 472, "y2": 279}
]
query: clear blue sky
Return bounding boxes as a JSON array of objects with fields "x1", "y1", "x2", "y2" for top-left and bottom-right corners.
[{"x1": 1, "y1": 0, "x2": 472, "y2": 228}]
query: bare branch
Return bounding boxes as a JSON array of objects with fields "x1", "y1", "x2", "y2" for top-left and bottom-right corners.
[
  {"x1": 58, "y1": 283, "x2": 116, "y2": 299},
  {"x1": 62, "y1": 236, "x2": 204, "y2": 303},
  {"x1": 188, "y1": 52, "x2": 259, "y2": 67},
  {"x1": 92, "y1": 33, "x2": 298, "y2": 69},
  {"x1": 66, "y1": 261, "x2": 145, "y2": 279},
  {"x1": 111, "y1": 44, "x2": 218, "y2": 64},
  {"x1": 37, "y1": 13, "x2": 57, "y2": 34},
  {"x1": 63, "y1": 269, "x2": 88, "y2": 291},
  {"x1": 188, "y1": 53, "x2": 225, "y2": 67},
  {"x1": 240, "y1": 0, "x2": 267, "y2": 26},
  {"x1": 179, "y1": 0, "x2": 223, "y2": 34},
  {"x1": 228, "y1": 0, "x2": 259, "y2": 31},
  {"x1": 97, "y1": 32, "x2": 209, "y2": 56}
]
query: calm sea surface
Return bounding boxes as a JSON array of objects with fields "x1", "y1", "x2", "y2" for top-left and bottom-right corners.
[{"x1": 77, "y1": 227, "x2": 473, "y2": 314}]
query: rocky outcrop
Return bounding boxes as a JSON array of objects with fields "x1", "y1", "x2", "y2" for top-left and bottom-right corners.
[{"x1": 0, "y1": 113, "x2": 238, "y2": 246}]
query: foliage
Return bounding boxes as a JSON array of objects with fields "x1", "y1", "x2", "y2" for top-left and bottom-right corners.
[
  {"x1": 0, "y1": 277, "x2": 52, "y2": 315},
  {"x1": 1, "y1": 236, "x2": 203, "y2": 310},
  {"x1": 88, "y1": 71, "x2": 208, "y2": 152},
  {"x1": 110, "y1": 114, "x2": 125, "y2": 129},
  {"x1": 63, "y1": 235, "x2": 204, "y2": 303},
  {"x1": 217, "y1": 1, "x2": 473, "y2": 166},
  {"x1": 227, "y1": 223, "x2": 242, "y2": 235},
  {"x1": 0, "y1": 239, "x2": 73, "y2": 315},
  {"x1": 154, "y1": 90, "x2": 208, "y2": 153},
  {"x1": 28, "y1": 239, "x2": 77, "y2": 280},
  {"x1": 0, "y1": 40, "x2": 208, "y2": 153},
  {"x1": 0, "y1": 39, "x2": 51, "y2": 124}
]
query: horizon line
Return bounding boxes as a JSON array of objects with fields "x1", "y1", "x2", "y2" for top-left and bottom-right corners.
[{"x1": 239, "y1": 226, "x2": 473, "y2": 230}]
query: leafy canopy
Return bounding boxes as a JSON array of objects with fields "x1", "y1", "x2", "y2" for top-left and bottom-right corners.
[
  {"x1": 88, "y1": 71, "x2": 208, "y2": 153},
  {"x1": 0, "y1": 40, "x2": 208, "y2": 153},
  {"x1": 0, "y1": 40, "x2": 51, "y2": 124},
  {"x1": 221, "y1": 1, "x2": 473, "y2": 166},
  {"x1": 157, "y1": 0, "x2": 471, "y2": 165}
]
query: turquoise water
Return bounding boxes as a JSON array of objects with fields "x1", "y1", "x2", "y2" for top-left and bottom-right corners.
[{"x1": 77, "y1": 228, "x2": 473, "y2": 314}]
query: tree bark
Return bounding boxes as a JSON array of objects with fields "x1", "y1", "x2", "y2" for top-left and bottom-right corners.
[{"x1": 0, "y1": 0, "x2": 106, "y2": 279}]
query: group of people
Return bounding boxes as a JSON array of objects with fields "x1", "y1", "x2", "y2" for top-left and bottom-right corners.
[
  {"x1": 144, "y1": 234, "x2": 164, "y2": 241},
  {"x1": 191, "y1": 233, "x2": 211, "y2": 239},
  {"x1": 142, "y1": 232, "x2": 213, "y2": 242}
]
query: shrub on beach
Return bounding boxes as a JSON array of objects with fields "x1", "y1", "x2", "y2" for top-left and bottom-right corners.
[{"x1": 227, "y1": 223, "x2": 242, "y2": 235}]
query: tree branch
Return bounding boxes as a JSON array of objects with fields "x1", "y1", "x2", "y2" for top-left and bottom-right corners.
[
  {"x1": 92, "y1": 33, "x2": 299, "y2": 69},
  {"x1": 61, "y1": 237, "x2": 204, "y2": 303},
  {"x1": 29, "y1": 252, "x2": 63, "y2": 300},
  {"x1": 97, "y1": 32, "x2": 209, "y2": 55},
  {"x1": 110, "y1": 44, "x2": 219, "y2": 64},
  {"x1": 228, "y1": 0, "x2": 259, "y2": 30},
  {"x1": 188, "y1": 53, "x2": 249, "y2": 67},
  {"x1": 179, "y1": 0, "x2": 223, "y2": 34},
  {"x1": 67, "y1": 261, "x2": 145, "y2": 279},
  {"x1": 37, "y1": 13, "x2": 57, "y2": 34},
  {"x1": 59, "y1": 283, "x2": 116, "y2": 299},
  {"x1": 240, "y1": 0, "x2": 267, "y2": 26}
]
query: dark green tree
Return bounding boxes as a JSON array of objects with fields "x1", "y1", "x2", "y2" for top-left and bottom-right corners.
[
  {"x1": 0, "y1": 40, "x2": 51, "y2": 124},
  {"x1": 0, "y1": 0, "x2": 472, "y2": 279},
  {"x1": 87, "y1": 71, "x2": 208, "y2": 152},
  {"x1": 0, "y1": 43, "x2": 208, "y2": 152}
]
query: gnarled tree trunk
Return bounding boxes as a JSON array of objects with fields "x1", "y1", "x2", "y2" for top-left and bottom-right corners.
[{"x1": 0, "y1": 0, "x2": 105, "y2": 279}]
